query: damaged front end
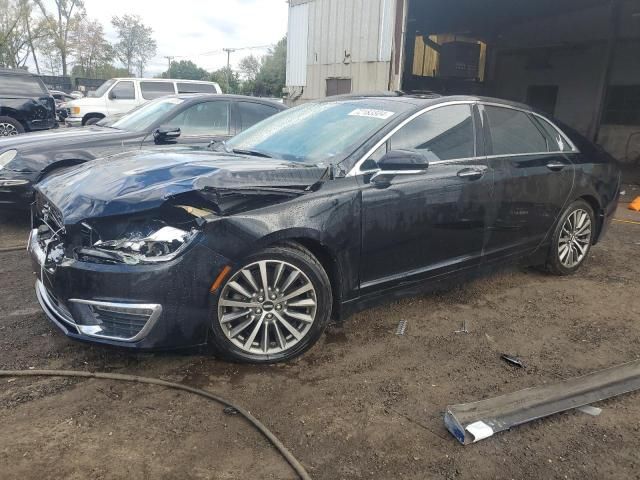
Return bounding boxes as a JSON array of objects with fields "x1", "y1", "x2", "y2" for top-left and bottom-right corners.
[{"x1": 28, "y1": 194, "x2": 230, "y2": 347}]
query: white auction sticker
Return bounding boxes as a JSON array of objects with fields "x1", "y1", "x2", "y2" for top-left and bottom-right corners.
[{"x1": 348, "y1": 108, "x2": 394, "y2": 120}]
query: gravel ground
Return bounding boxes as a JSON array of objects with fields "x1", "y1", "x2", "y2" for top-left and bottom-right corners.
[{"x1": 0, "y1": 194, "x2": 639, "y2": 480}]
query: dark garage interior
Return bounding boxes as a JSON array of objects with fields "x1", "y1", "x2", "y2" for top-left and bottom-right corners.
[{"x1": 401, "y1": 0, "x2": 640, "y2": 179}]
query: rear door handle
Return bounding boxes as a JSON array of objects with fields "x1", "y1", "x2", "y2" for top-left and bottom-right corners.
[
  {"x1": 546, "y1": 161, "x2": 567, "y2": 171},
  {"x1": 457, "y1": 166, "x2": 487, "y2": 180}
]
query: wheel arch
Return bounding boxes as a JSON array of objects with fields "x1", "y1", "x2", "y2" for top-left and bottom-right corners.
[
  {"x1": 81, "y1": 112, "x2": 105, "y2": 125},
  {"x1": 577, "y1": 194, "x2": 603, "y2": 244},
  {"x1": 256, "y1": 229, "x2": 344, "y2": 320},
  {"x1": 39, "y1": 159, "x2": 86, "y2": 181}
]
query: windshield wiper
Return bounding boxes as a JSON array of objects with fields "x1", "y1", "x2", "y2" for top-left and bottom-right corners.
[{"x1": 232, "y1": 148, "x2": 272, "y2": 158}]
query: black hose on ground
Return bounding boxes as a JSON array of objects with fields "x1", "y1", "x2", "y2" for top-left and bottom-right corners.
[
  {"x1": 0, "y1": 245, "x2": 26, "y2": 253},
  {"x1": 0, "y1": 369, "x2": 312, "y2": 480}
]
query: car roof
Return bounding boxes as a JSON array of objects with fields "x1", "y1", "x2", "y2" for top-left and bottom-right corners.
[
  {"x1": 110, "y1": 78, "x2": 218, "y2": 83},
  {"x1": 0, "y1": 67, "x2": 36, "y2": 77},
  {"x1": 172, "y1": 93, "x2": 287, "y2": 109},
  {"x1": 321, "y1": 91, "x2": 539, "y2": 114}
]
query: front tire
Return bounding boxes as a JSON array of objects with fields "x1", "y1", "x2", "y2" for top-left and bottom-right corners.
[
  {"x1": 210, "y1": 244, "x2": 332, "y2": 363},
  {"x1": 0, "y1": 116, "x2": 25, "y2": 136},
  {"x1": 546, "y1": 199, "x2": 595, "y2": 275}
]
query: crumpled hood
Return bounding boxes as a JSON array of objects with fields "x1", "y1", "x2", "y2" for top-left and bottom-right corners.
[{"x1": 36, "y1": 149, "x2": 326, "y2": 224}]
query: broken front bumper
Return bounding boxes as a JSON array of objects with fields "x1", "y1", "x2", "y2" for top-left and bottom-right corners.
[{"x1": 28, "y1": 228, "x2": 231, "y2": 350}]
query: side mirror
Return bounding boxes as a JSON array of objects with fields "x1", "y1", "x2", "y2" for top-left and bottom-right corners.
[
  {"x1": 108, "y1": 90, "x2": 116, "y2": 100},
  {"x1": 371, "y1": 149, "x2": 429, "y2": 186},
  {"x1": 153, "y1": 125, "x2": 181, "y2": 143}
]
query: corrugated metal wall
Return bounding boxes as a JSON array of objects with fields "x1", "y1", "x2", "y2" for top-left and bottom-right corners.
[
  {"x1": 286, "y1": 0, "x2": 396, "y2": 101},
  {"x1": 286, "y1": 2, "x2": 309, "y2": 87}
]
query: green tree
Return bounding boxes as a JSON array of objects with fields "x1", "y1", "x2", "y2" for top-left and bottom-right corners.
[
  {"x1": 238, "y1": 54, "x2": 260, "y2": 95},
  {"x1": 111, "y1": 14, "x2": 156, "y2": 76},
  {"x1": 70, "y1": 18, "x2": 112, "y2": 77},
  {"x1": 34, "y1": 0, "x2": 84, "y2": 76},
  {"x1": 162, "y1": 59, "x2": 208, "y2": 80},
  {"x1": 210, "y1": 66, "x2": 240, "y2": 94},
  {"x1": 254, "y1": 36, "x2": 286, "y2": 97}
]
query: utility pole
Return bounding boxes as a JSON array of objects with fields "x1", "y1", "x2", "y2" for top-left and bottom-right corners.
[
  {"x1": 164, "y1": 56, "x2": 175, "y2": 74},
  {"x1": 222, "y1": 48, "x2": 236, "y2": 91}
]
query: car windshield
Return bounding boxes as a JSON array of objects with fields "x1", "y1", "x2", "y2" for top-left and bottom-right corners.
[
  {"x1": 90, "y1": 79, "x2": 116, "y2": 98},
  {"x1": 222, "y1": 100, "x2": 411, "y2": 165},
  {"x1": 109, "y1": 97, "x2": 184, "y2": 132}
]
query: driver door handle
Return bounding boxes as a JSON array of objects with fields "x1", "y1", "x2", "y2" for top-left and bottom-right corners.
[
  {"x1": 546, "y1": 161, "x2": 567, "y2": 171},
  {"x1": 457, "y1": 166, "x2": 487, "y2": 180}
]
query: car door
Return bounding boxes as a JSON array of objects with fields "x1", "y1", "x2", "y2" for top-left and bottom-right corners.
[
  {"x1": 359, "y1": 103, "x2": 493, "y2": 292},
  {"x1": 106, "y1": 80, "x2": 138, "y2": 115},
  {"x1": 479, "y1": 104, "x2": 575, "y2": 261},
  {"x1": 162, "y1": 100, "x2": 233, "y2": 147}
]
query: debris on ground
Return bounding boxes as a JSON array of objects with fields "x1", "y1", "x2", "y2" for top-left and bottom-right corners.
[
  {"x1": 444, "y1": 358, "x2": 640, "y2": 445},
  {"x1": 629, "y1": 196, "x2": 640, "y2": 211},
  {"x1": 455, "y1": 318, "x2": 469, "y2": 334},
  {"x1": 395, "y1": 320, "x2": 407, "y2": 336},
  {"x1": 500, "y1": 354, "x2": 526, "y2": 369},
  {"x1": 576, "y1": 405, "x2": 602, "y2": 416}
]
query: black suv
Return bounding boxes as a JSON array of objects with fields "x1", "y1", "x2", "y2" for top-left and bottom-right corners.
[{"x1": 0, "y1": 68, "x2": 56, "y2": 136}]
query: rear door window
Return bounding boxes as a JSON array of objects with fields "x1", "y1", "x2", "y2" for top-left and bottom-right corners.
[
  {"x1": 389, "y1": 104, "x2": 475, "y2": 161},
  {"x1": 0, "y1": 75, "x2": 47, "y2": 96},
  {"x1": 177, "y1": 83, "x2": 217, "y2": 94},
  {"x1": 140, "y1": 81, "x2": 176, "y2": 100},
  {"x1": 165, "y1": 101, "x2": 230, "y2": 136},
  {"x1": 110, "y1": 81, "x2": 135, "y2": 100},
  {"x1": 485, "y1": 106, "x2": 548, "y2": 155},
  {"x1": 237, "y1": 102, "x2": 279, "y2": 131}
]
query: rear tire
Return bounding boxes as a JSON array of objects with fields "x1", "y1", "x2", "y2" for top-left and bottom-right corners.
[
  {"x1": 0, "y1": 116, "x2": 25, "y2": 136},
  {"x1": 210, "y1": 244, "x2": 332, "y2": 363},
  {"x1": 545, "y1": 199, "x2": 595, "y2": 275}
]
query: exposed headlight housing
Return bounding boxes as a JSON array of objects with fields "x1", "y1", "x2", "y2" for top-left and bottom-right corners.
[
  {"x1": 89, "y1": 226, "x2": 199, "y2": 264},
  {"x1": 0, "y1": 149, "x2": 17, "y2": 170}
]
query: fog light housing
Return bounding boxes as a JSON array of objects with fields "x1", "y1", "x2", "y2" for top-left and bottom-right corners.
[{"x1": 69, "y1": 299, "x2": 162, "y2": 341}]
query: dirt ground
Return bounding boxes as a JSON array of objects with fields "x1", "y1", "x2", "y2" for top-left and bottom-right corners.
[{"x1": 1, "y1": 187, "x2": 639, "y2": 480}]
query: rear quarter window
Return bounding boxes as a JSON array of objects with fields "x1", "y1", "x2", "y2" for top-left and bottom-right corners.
[
  {"x1": 140, "y1": 81, "x2": 176, "y2": 100},
  {"x1": 0, "y1": 75, "x2": 47, "y2": 97},
  {"x1": 177, "y1": 83, "x2": 217, "y2": 94}
]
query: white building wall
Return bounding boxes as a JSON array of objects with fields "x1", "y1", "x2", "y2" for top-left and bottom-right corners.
[
  {"x1": 286, "y1": 0, "x2": 396, "y2": 103},
  {"x1": 286, "y1": 3, "x2": 309, "y2": 87}
]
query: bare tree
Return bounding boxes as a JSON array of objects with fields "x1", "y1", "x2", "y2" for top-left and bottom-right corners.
[
  {"x1": 34, "y1": 0, "x2": 84, "y2": 76},
  {"x1": 112, "y1": 14, "x2": 156, "y2": 77}
]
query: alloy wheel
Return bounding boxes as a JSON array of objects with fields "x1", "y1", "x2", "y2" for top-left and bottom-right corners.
[
  {"x1": 558, "y1": 208, "x2": 592, "y2": 268},
  {"x1": 0, "y1": 122, "x2": 18, "y2": 136},
  {"x1": 218, "y1": 260, "x2": 318, "y2": 355}
]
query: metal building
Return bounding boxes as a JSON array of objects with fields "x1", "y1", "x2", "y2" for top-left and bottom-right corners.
[{"x1": 285, "y1": 0, "x2": 640, "y2": 167}]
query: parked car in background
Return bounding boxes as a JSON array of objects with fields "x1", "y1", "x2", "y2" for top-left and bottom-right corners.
[
  {"x1": 65, "y1": 78, "x2": 222, "y2": 126},
  {"x1": 28, "y1": 93, "x2": 620, "y2": 363},
  {"x1": 49, "y1": 90, "x2": 76, "y2": 122},
  {"x1": 0, "y1": 94, "x2": 285, "y2": 209},
  {"x1": 0, "y1": 68, "x2": 56, "y2": 136}
]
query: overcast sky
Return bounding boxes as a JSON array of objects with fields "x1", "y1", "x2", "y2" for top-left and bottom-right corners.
[{"x1": 83, "y1": 0, "x2": 289, "y2": 77}]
